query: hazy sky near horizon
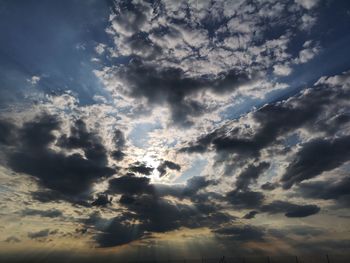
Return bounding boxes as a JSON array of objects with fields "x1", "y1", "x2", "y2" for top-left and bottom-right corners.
[{"x1": 0, "y1": 0, "x2": 350, "y2": 260}]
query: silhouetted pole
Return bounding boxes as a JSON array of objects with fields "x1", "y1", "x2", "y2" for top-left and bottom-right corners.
[
  {"x1": 326, "y1": 254, "x2": 330, "y2": 263},
  {"x1": 295, "y1": 256, "x2": 299, "y2": 263},
  {"x1": 242, "y1": 257, "x2": 246, "y2": 263},
  {"x1": 267, "y1": 256, "x2": 271, "y2": 263}
]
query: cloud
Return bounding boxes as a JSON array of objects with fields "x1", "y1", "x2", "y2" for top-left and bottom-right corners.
[
  {"x1": 96, "y1": 173, "x2": 232, "y2": 246},
  {"x1": 273, "y1": 64, "x2": 293, "y2": 76},
  {"x1": 27, "y1": 229, "x2": 58, "y2": 239},
  {"x1": 261, "y1": 201, "x2": 320, "y2": 218},
  {"x1": 21, "y1": 208, "x2": 63, "y2": 218},
  {"x1": 1, "y1": 0, "x2": 349, "y2": 253},
  {"x1": 214, "y1": 225, "x2": 265, "y2": 242},
  {"x1": 108, "y1": 173, "x2": 153, "y2": 195},
  {"x1": 91, "y1": 194, "x2": 112, "y2": 207},
  {"x1": 226, "y1": 190, "x2": 264, "y2": 209},
  {"x1": 84, "y1": 187, "x2": 233, "y2": 247},
  {"x1": 268, "y1": 225, "x2": 325, "y2": 239},
  {"x1": 242, "y1": 211, "x2": 259, "y2": 220},
  {"x1": 181, "y1": 72, "x2": 350, "y2": 190},
  {"x1": 0, "y1": 119, "x2": 16, "y2": 145},
  {"x1": 118, "y1": 193, "x2": 232, "y2": 234},
  {"x1": 90, "y1": 215, "x2": 145, "y2": 247},
  {"x1": 294, "y1": 41, "x2": 320, "y2": 63},
  {"x1": 109, "y1": 173, "x2": 215, "y2": 201},
  {"x1": 57, "y1": 119, "x2": 109, "y2": 166},
  {"x1": 295, "y1": 0, "x2": 320, "y2": 10},
  {"x1": 180, "y1": 98, "x2": 322, "y2": 156},
  {"x1": 129, "y1": 162, "x2": 154, "y2": 175},
  {"x1": 298, "y1": 176, "x2": 350, "y2": 207},
  {"x1": 94, "y1": 0, "x2": 328, "y2": 130},
  {"x1": 3, "y1": 114, "x2": 115, "y2": 201},
  {"x1": 111, "y1": 129, "x2": 126, "y2": 161},
  {"x1": 110, "y1": 59, "x2": 253, "y2": 126},
  {"x1": 157, "y1": 160, "x2": 181, "y2": 177},
  {"x1": 4, "y1": 236, "x2": 21, "y2": 243},
  {"x1": 235, "y1": 162, "x2": 270, "y2": 190},
  {"x1": 27, "y1": 75, "x2": 41, "y2": 86},
  {"x1": 281, "y1": 136, "x2": 350, "y2": 189},
  {"x1": 261, "y1": 182, "x2": 278, "y2": 191}
]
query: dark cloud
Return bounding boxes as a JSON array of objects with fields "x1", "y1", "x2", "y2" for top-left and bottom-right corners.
[
  {"x1": 83, "y1": 190, "x2": 233, "y2": 247},
  {"x1": 109, "y1": 173, "x2": 215, "y2": 203},
  {"x1": 91, "y1": 194, "x2": 112, "y2": 207},
  {"x1": 27, "y1": 229, "x2": 58, "y2": 239},
  {"x1": 261, "y1": 201, "x2": 320, "y2": 218},
  {"x1": 110, "y1": 150, "x2": 125, "y2": 161},
  {"x1": 0, "y1": 119, "x2": 16, "y2": 145},
  {"x1": 180, "y1": 100, "x2": 320, "y2": 156},
  {"x1": 157, "y1": 160, "x2": 181, "y2": 177},
  {"x1": 57, "y1": 119, "x2": 108, "y2": 166},
  {"x1": 4, "y1": 114, "x2": 115, "y2": 201},
  {"x1": 93, "y1": 217, "x2": 145, "y2": 247},
  {"x1": 108, "y1": 173, "x2": 153, "y2": 195},
  {"x1": 31, "y1": 190, "x2": 67, "y2": 203},
  {"x1": 261, "y1": 182, "x2": 278, "y2": 191},
  {"x1": 183, "y1": 176, "x2": 216, "y2": 197},
  {"x1": 129, "y1": 162, "x2": 154, "y2": 175},
  {"x1": 181, "y1": 83, "x2": 350, "y2": 160},
  {"x1": 298, "y1": 176, "x2": 350, "y2": 207},
  {"x1": 118, "y1": 194, "x2": 232, "y2": 234},
  {"x1": 243, "y1": 211, "x2": 259, "y2": 219},
  {"x1": 21, "y1": 208, "x2": 63, "y2": 218},
  {"x1": 282, "y1": 136, "x2": 350, "y2": 189},
  {"x1": 100, "y1": 174, "x2": 232, "y2": 245},
  {"x1": 235, "y1": 162, "x2": 270, "y2": 190},
  {"x1": 226, "y1": 190, "x2": 264, "y2": 209},
  {"x1": 214, "y1": 225, "x2": 265, "y2": 242},
  {"x1": 284, "y1": 205, "x2": 321, "y2": 218},
  {"x1": 4, "y1": 236, "x2": 21, "y2": 243},
  {"x1": 120, "y1": 195, "x2": 198, "y2": 233},
  {"x1": 111, "y1": 129, "x2": 126, "y2": 161},
  {"x1": 115, "y1": 59, "x2": 253, "y2": 126}
]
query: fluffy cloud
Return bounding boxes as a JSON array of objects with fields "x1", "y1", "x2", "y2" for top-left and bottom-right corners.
[{"x1": 95, "y1": 0, "x2": 321, "y2": 126}]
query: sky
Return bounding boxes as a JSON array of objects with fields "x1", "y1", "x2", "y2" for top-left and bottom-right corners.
[{"x1": 0, "y1": 0, "x2": 350, "y2": 261}]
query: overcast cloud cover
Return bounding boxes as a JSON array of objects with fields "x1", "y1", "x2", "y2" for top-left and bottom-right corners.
[{"x1": 0, "y1": 0, "x2": 350, "y2": 261}]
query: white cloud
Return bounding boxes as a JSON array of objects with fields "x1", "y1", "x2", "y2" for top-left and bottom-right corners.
[
  {"x1": 95, "y1": 43, "x2": 106, "y2": 55},
  {"x1": 273, "y1": 64, "x2": 293, "y2": 76},
  {"x1": 300, "y1": 14, "x2": 317, "y2": 30},
  {"x1": 295, "y1": 0, "x2": 320, "y2": 10},
  {"x1": 294, "y1": 43, "x2": 320, "y2": 64},
  {"x1": 27, "y1": 75, "x2": 41, "y2": 86}
]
